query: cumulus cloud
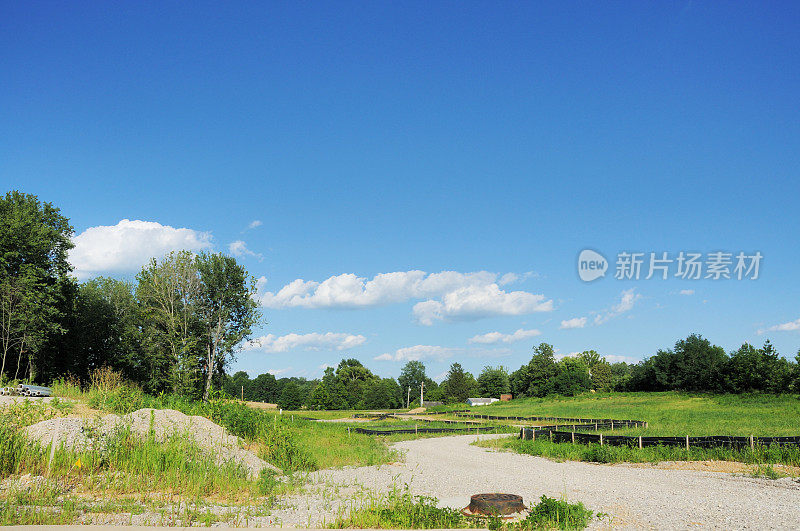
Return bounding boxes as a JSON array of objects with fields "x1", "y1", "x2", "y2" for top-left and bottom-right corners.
[
  {"x1": 758, "y1": 318, "x2": 800, "y2": 335},
  {"x1": 469, "y1": 328, "x2": 541, "y2": 344},
  {"x1": 374, "y1": 345, "x2": 458, "y2": 362},
  {"x1": 246, "y1": 220, "x2": 263, "y2": 230},
  {"x1": 228, "y1": 240, "x2": 263, "y2": 260},
  {"x1": 267, "y1": 367, "x2": 291, "y2": 375},
  {"x1": 679, "y1": 289, "x2": 695, "y2": 296},
  {"x1": 594, "y1": 288, "x2": 641, "y2": 325},
  {"x1": 560, "y1": 317, "x2": 587, "y2": 329},
  {"x1": 412, "y1": 284, "x2": 553, "y2": 325},
  {"x1": 69, "y1": 219, "x2": 213, "y2": 278},
  {"x1": 243, "y1": 332, "x2": 367, "y2": 353},
  {"x1": 257, "y1": 270, "x2": 553, "y2": 324}
]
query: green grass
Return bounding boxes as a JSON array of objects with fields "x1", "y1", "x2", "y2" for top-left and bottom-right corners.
[
  {"x1": 478, "y1": 435, "x2": 800, "y2": 468},
  {"x1": 459, "y1": 392, "x2": 800, "y2": 436},
  {"x1": 329, "y1": 486, "x2": 594, "y2": 530}
]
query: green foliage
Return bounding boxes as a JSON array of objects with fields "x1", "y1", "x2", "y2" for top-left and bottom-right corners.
[
  {"x1": 549, "y1": 358, "x2": 591, "y2": 397},
  {"x1": 510, "y1": 343, "x2": 558, "y2": 398},
  {"x1": 442, "y1": 363, "x2": 477, "y2": 403},
  {"x1": 278, "y1": 381, "x2": 305, "y2": 409},
  {"x1": 477, "y1": 366, "x2": 510, "y2": 398},
  {"x1": 330, "y1": 487, "x2": 470, "y2": 529},
  {"x1": 398, "y1": 361, "x2": 427, "y2": 397},
  {"x1": 0, "y1": 190, "x2": 75, "y2": 383},
  {"x1": 330, "y1": 487, "x2": 593, "y2": 530},
  {"x1": 520, "y1": 496, "x2": 593, "y2": 530}
]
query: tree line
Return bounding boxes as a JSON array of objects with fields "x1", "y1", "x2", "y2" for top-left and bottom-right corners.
[
  {"x1": 1, "y1": 191, "x2": 260, "y2": 400},
  {"x1": 3, "y1": 190, "x2": 800, "y2": 408}
]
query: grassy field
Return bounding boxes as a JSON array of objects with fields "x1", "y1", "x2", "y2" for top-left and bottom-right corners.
[
  {"x1": 463, "y1": 392, "x2": 800, "y2": 468},
  {"x1": 448, "y1": 392, "x2": 800, "y2": 436}
]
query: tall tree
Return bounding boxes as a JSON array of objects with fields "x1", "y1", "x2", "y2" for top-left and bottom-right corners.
[
  {"x1": 398, "y1": 360, "x2": 427, "y2": 404},
  {"x1": 0, "y1": 191, "x2": 74, "y2": 382},
  {"x1": 443, "y1": 362, "x2": 476, "y2": 402},
  {"x1": 477, "y1": 366, "x2": 510, "y2": 398},
  {"x1": 136, "y1": 251, "x2": 203, "y2": 395},
  {"x1": 195, "y1": 252, "x2": 260, "y2": 400}
]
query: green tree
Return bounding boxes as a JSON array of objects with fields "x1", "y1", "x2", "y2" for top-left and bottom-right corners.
[
  {"x1": 549, "y1": 357, "x2": 591, "y2": 396},
  {"x1": 336, "y1": 358, "x2": 377, "y2": 408},
  {"x1": 136, "y1": 251, "x2": 203, "y2": 396},
  {"x1": 65, "y1": 278, "x2": 143, "y2": 382},
  {"x1": 278, "y1": 380, "x2": 304, "y2": 409},
  {"x1": 309, "y1": 367, "x2": 348, "y2": 410},
  {"x1": 0, "y1": 191, "x2": 74, "y2": 382},
  {"x1": 195, "y1": 252, "x2": 261, "y2": 401},
  {"x1": 442, "y1": 362, "x2": 477, "y2": 403},
  {"x1": 477, "y1": 366, "x2": 510, "y2": 398},
  {"x1": 510, "y1": 343, "x2": 557, "y2": 398},
  {"x1": 398, "y1": 360, "x2": 427, "y2": 405}
]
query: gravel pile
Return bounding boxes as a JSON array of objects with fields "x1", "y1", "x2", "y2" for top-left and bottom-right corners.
[{"x1": 24, "y1": 408, "x2": 279, "y2": 477}]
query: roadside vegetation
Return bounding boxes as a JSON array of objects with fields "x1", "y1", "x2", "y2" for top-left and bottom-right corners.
[{"x1": 330, "y1": 486, "x2": 595, "y2": 530}]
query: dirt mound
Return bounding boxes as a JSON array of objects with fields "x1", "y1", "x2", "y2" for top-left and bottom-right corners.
[{"x1": 24, "y1": 408, "x2": 279, "y2": 477}]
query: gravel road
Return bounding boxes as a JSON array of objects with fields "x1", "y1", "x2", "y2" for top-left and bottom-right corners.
[{"x1": 270, "y1": 433, "x2": 800, "y2": 529}]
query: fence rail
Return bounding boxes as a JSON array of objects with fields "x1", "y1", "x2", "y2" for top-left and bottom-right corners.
[{"x1": 519, "y1": 427, "x2": 800, "y2": 448}]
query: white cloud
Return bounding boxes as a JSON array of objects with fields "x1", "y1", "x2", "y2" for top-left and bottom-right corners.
[
  {"x1": 69, "y1": 219, "x2": 212, "y2": 278},
  {"x1": 267, "y1": 367, "x2": 291, "y2": 376},
  {"x1": 258, "y1": 270, "x2": 553, "y2": 324},
  {"x1": 469, "y1": 328, "x2": 541, "y2": 344},
  {"x1": 560, "y1": 317, "x2": 587, "y2": 329},
  {"x1": 554, "y1": 351, "x2": 581, "y2": 360},
  {"x1": 594, "y1": 288, "x2": 641, "y2": 325},
  {"x1": 243, "y1": 332, "x2": 366, "y2": 353},
  {"x1": 374, "y1": 345, "x2": 458, "y2": 362},
  {"x1": 412, "y1": 284, "x2": 553, "y2": 325},
  {"x1": 246, "y1": 220, "x2": 263, "y2": 230},
  {"x1": 604, "y1": 354, "x2": 640, "y2": 364},
  {"x1": 679, "y1": 289, "x2": 695, "y2": 296},
  {"x1": 228, "y1": 240, "x2": 263, "y2": 260},
  {"x1": 758, "y1": 318, "x2": 800, "y2": 335}
]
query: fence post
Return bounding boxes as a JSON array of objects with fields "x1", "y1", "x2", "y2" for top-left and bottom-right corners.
[
  {"x1": 415, "y1": 424, "x2": 418, "y2": 436},
  {"x1": 595, "y1": 422, "x2": 598, "y2": 431},
  {"x1": 750, "y1": 435, "x2": 755, "y2": 451},
  {"x1": 571, "y1": 431, "x2": 575, "y2": 444},
  {"x1": 600, "y1": 433, "x2": 603, "y2": 446},
  {"x1": 638, "y1": 435, "x2": 642, "y2": 449},
  {"x1": 611, "y1": 421, "x2": 614, "y2": 431},
  {"x1": 549, "y1": 430, "x2": 552, "y2": 442},
  {"x1": 532, "y1": 430, "x2": 536, "y2": 442},
  {"x1": 685, "y1": 435, "x2": 689, "y2": 451},
  {"x1": 348, "y1": 427, "x2": 350, "y2": 437}
]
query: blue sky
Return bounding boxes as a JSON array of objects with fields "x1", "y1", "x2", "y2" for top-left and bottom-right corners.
[{"x1": 3, "y1": 2, "x2": 799, "y2": 381}]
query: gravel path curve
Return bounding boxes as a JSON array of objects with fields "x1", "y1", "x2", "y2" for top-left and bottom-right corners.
[{"x1": 270, "y1": 433, "x2": 800, "y2": 529}]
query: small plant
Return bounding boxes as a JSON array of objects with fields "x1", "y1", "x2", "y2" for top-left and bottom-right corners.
[{"x1": 750, "y1": 464, "x2": 782, "y2": 480}]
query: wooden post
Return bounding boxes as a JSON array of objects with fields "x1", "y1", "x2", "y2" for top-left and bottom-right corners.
[
  {"x1": 611, "y1": 421, "x2": 614, "y2": 431},
  {"x1": 415, "y1": 424, "x2": 418, "y2": 436},
  {"x1": 638, "y1": 436, "x2": 643, "y2": 449},
  {"x1": 241, "y1": 386, "x2": 244, "y2": 401},
  {"x1": 348, "y1": 427, "x2": 351, "y2": 437},
  {"x1": 532, "y1": 430, "x2": 536, "y2": 442},
  {"x1": 600, "y1": 433, "x2": 603, "y2": 446},
  {"x1": 571, "y1": 431, "x2": 575, "y2": 444},
  {"x1": 549, "y1": 430, "x2": 552, "y2": 442},
  {"x1": 685, "y1": 435, "x2": 690, "y2": 451},
  {"x1": 594, "y1": 422, "x2": 598, "y2": 431},
  {"x1": 750, "y1": 435, "x2": 755, "y2": 451}
]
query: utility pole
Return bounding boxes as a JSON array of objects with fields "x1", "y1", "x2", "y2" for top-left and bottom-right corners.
[
  {"x1": 407, "y1": 387, "x2": 411, "y2": 409},
  {"x1": 420, "y1": 381, "x2": 424, "y2": 407}
]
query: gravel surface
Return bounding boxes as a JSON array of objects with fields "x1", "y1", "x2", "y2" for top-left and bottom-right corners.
[
  {"x1": 23, "y1": 408, "x2": 279, "y2": 477},
  {"x1": 266, "y1": 433, "x2": 800, "y2": 529}
]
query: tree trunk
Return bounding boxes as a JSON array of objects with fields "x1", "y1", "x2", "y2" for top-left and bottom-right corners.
[{"x1": 203, "y1": 340, "x2": 214, "y2": 401}]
